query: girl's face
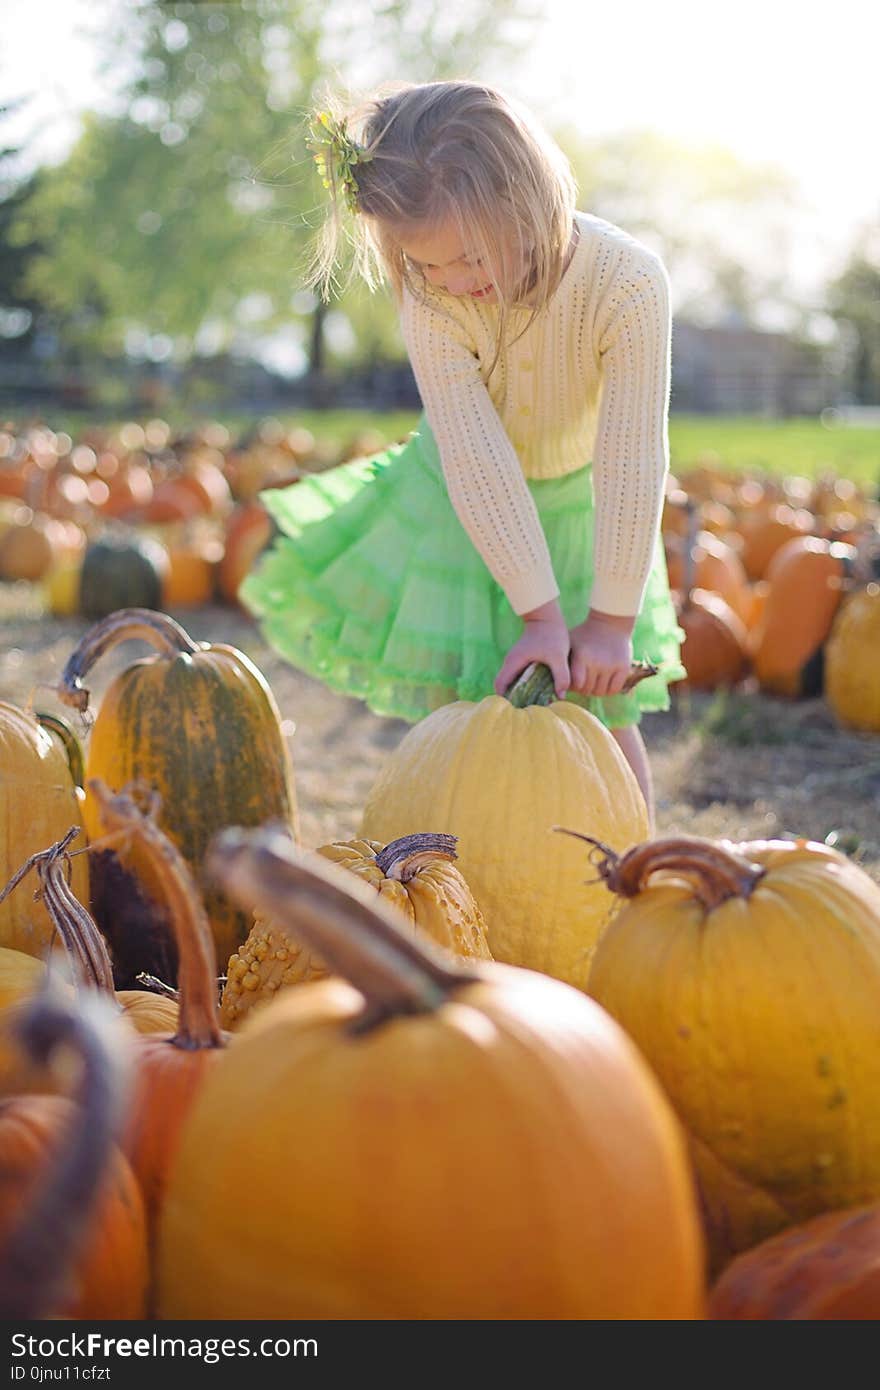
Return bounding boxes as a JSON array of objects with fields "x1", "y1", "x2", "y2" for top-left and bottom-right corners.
[{"x1": 395, "y1": 219, "x2": 531, "y2": 304}]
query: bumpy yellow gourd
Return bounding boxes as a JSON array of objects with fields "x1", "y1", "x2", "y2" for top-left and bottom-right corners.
[
  {"x1": 825, "y1": 585, "x2": 880, "y2": 731},
  {"x1": 317, "y1": 837, "x2": 491, "y2": 957},
  {"x1": 220, "y1": 833, "x2": 491, "y2": 1029},
  {"x1": 221, "y1": 914, "x2": 327, "y2": 1029},
  {"x1": 361, "y1": 666, "x2": 649, "y2": 991},
  {"x1": 585, "y1": 833, "x2": 880, "y2": 1273}
]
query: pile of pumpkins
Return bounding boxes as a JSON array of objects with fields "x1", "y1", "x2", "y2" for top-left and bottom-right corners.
[
  {"x1": 663, "y1": 460, "x2": 880, "y2": 729},
  {"x1": 0, "y1": 416, "x2": 388, "y2": 619},
  {"x1": 4, "y1": 604, "x2": 880, "y2": 1321},
  {"x1": 3, "y1": 412, "x2": 880, "y2": 728}
]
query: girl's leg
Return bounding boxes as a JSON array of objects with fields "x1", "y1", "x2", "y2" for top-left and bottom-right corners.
[{"x1": 610, "y1": 724, "x2": 655, "y2": 832}]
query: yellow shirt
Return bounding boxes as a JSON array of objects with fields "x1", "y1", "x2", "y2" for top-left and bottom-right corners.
[{"x1": 399, "y1": 210, "x2": 672, "y2": 616}]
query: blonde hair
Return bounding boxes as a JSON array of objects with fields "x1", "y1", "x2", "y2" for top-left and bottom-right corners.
[{"x1": 306, "y1": 80, "x2": 578, "y2": 377}]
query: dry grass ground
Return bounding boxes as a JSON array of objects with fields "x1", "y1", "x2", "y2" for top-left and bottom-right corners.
[{"x1": 2, "y1": 585, "x2": 878, "y2": 885}]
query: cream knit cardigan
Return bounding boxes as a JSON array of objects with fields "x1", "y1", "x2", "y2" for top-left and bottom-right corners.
[{"x1": 399, "y1": 210, "x2": 672, "y2": 617}]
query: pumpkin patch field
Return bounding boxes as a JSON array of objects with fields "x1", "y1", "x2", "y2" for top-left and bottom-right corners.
[
  {"x1": 1, "y1": 413, "x2": 880, "y2": 1321},
  {"x1": 3, "y1": 590, "x2": 878, "y2": 892}
]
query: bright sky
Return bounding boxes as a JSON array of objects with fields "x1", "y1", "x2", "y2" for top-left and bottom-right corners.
[
  {"x1": 2, "y1": 0, "x2": 878, "y2": 290},
  {"x1": 523, "y1": 0, "x2": 879, "y2": 281},
  {"x1": 2, "y1": 0, "x2": 121, "y2": 171}
]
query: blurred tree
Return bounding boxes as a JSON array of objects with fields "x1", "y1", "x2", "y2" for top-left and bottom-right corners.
[
  {"x1": 826, "y1": 232, "x2": 880, "y2": 403},
  {"x1": 0, "y1": 101, "x2": 46, "y2": 357},
  {"x1": 11, "y1": 0, "x2": 535, "y2": 380}
]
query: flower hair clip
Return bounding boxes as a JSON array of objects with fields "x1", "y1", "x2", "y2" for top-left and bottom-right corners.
[{"x1": 308, "y1": 111, "x2": 372, "y2": 215}]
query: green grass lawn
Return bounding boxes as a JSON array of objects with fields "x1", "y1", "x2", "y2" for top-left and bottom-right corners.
[
  {"x1": 23, "y1": 405, "x2": 880, "y2": 486},
  {"x1": 667, "y1": 415, "x2": 880, "y2": 484},
  {"x1": 253, "y1": 410, "x2": 880, "y2": 486}
]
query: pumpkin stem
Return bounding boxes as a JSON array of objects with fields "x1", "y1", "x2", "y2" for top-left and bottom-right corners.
[
  {"x1": 88, "y1": 780, "x2": 223, "y2": 1051},
  {"x1": 621, "y1": 661, "x2": 659, "y2": 691},
  {"x1": 373, "y1": 832, "x2": 458, "y2": 881},
  {"x1": 0, "y1": 980, "x2": 134, "y2": 1319},
  {"x1": 207, "y1": 826, "x2": 479, "y2": 1034},
  {"x1": 55, "y1": 608, "x2": 201, "y2": 714},
  {"x1": 505, "y1": 663, "x2": 558, "y2": 707},
  {"x1": 1, "y1": 829, "x2": 121, "y2": 997},
  {"x1": 39, "y1": 837, "x2": 118, "y2": 995},
  {"x1": 506, "y1": 660, "x2": 658, "y2": 707},
  {"x1": 555, "y1": 829, "x2": 766, "y2": 911},
  {"x1": 0, "y1": 825, "x2": 80, "y2": 909}
]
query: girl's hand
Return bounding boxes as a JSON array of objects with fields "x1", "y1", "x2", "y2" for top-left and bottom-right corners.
[
  {"x1": 494, "y1": 599, "x2": 571, "y2": 699},
  {"x1": 569, "y1": 610, "x2": 635, "y2": 698}
]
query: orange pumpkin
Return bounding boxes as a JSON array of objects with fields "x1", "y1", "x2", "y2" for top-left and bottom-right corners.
[
  {"x1": 0, "y1": 455, "x2": 31, "y2": 501},
  {"x1": 160, "y1": 525, "x2": 223, "y2": 608},
  {"x1": 699, "y1": 500, "x2": 738, "y2": 537},
  {"x1": 736, "y1": 503, "x2": 815, "y2": 581},
  {"x1": 751, "y1": 536, "x2": 854, "y2": 696},
  {"x1": 217, "y1": 501, "x2": 274, "y2": 605},
  {"x1": 173, "y1": 459, "x2": 232, "y2": 518},
  {"x1": 0, "y1": 507, "x2": 58, "y2": 581},
  {"x1": 665, "y1": 529, "x2": 751, "y2": 624},
  {"x1": 141, "y1": 480, "x2": 202, "y2": 525},
  {"x1": 739, "y1": 579, "x2": 770, "y2": 634},
  {"x1": 661, "y1": 488, "x2": 693, "y2": 538},
  {"x1": 676, "y1": 588, "x2": 749, "y2": 690},
  {"x1": 585, "y1": 833, "x2": 880, "y2": 1275},
  {"x1": 96, "y1": 462, "x2": 154, "y2": 520},
  {"x1": 710, "y1": 1205, "x2": 880, "y2": 1320},
  {"x1": 156, "y1": 829, "x2": 706, "y2": 1321},
  {"x1": 0, "y1": 988, "x2": 148, "y2": 1319}
]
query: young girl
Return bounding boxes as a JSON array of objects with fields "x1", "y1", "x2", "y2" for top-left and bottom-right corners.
[{"x1": 241, "y1": 80, "x2": 685, "y2": 824}]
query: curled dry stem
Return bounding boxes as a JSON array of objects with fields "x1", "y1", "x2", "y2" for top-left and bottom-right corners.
[
  {"x1": 373, "y1": 832, "x2": 458, "y2": 882},
  {"x1": 0, "y1": 828, "x2": 120, "y2": 998},
  {"x1": 208, "y1": 826, "x2": 479, "y2": 1035},
  {"x1": 55, "y1": 608, "x2": 201, "y2": 714},
  {"x1": 554, "y1": 828, "x2": 766, "y2": 911},
  {"x1": 39, "y1": 840, "x2": 117, "y2": 994},
  {"x1": 0, "y1": 825, "x2": 81, "y2": 911}
]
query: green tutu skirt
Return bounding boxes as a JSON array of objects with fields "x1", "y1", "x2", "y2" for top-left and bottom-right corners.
[{"x1": 241, "y1": 415, "x2": 685, "y2": 726}]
